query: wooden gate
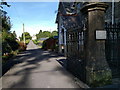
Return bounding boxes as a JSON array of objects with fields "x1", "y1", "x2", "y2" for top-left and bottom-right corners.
[{"x1": 105, "y1": 23, "x2": 120, "y2": 78}]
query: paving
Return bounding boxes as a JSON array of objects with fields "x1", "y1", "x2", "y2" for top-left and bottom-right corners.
[{"x1": 2, "y1": 40, "x2": 81, "y2": 88}]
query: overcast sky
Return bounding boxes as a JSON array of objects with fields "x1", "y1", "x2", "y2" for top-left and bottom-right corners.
[{"x1": 3, "y1": 2, "x2": 59, "y2": 38}]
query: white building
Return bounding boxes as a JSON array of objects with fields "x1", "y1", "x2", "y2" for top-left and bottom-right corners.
[{"x1": 32, "y1": 35, "x2": 37, "y2": 40}]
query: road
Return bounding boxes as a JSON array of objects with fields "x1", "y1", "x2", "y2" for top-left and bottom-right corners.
[{"x1": 2, "y1": 40, "x2": 80, "y2": 88}]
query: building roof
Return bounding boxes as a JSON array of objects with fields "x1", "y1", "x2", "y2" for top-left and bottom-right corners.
[
  {"x1": 39, "y1": 37, "x2": 49, "y2": 41},
  {"x1": 56, "y1": 2, "x2": 82, "y2": 30}
]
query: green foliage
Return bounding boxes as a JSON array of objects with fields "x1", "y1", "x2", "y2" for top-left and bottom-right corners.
[
  {"x1": 89, "y1": 70, "x2": 112, "y2": 87},
  {"x1": 2, "y1": 53, "x2": 13, "y2": 61},
  {"x1": 25, "y1": 39, "x2": 30, "y2": 45},
  {"x1": 2, "y1": 16, "x2": 11, "y2": 32},
  {"x1": 32, "y1": 40, "x2": 40, "y2": 45},
  {"x1": 2, "y1": 40, "x2": 12, "y2": 54},
  {"x1": 1, "y1": 2, "x2": 13, "y2": 55},
  {"x1": 13, "y1": 31, "x2": 17, "y2": 38},
  {"x1": 1, "y1": 2, "x2": 27, "y2": 67},
  {"x1": 36, "y1": 30, "x2": 58, "y2": 40},
  {"x1": 17, "y1": 41, "x2": 27, "y2": 52},
  {"x1": 19, "y1": 32, "x2": 32, "y2": 41},
  {"x1": 2, "y1": 31, "x2": 19, "y2": 55},
  {"x1": 51, "y1": 31, "x2": 58, "y2": 37},
  {"x1": 43, "y1": 31, "x2": 51, "y2": 37},
  {"x1": 42, "y1": 40, "x2": 47, "y2": 49},
  {"x1": 1, "y1": 2, "x2": 21, "y2": 56},
  {"x1": 1, "y1": 2, "x2": 11, "y2": 32},
  {"x1": 1, "y1": 2, "x2": 11, "y2": 7},
  {"x1": 42, "y1": 37, "x2": 58, "y2": 51}
]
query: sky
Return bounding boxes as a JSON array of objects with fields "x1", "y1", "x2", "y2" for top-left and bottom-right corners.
[{"x1": 3, "y1": 2, "x2": 59, "y2": 38}]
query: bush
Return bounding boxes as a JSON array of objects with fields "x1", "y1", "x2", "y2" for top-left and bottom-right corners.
[
  {"x1": 42, "y1": 40, "x2": 47, "y2": 50},
  {"x1": 32, "y1": 40, "x2": 40, "y2": 45},
  {"x1": 6, "y1": 38, "x2": 19, "y2": 51},
  {"x1": 42, "y1": 37, "x2": 58, "y2": 51},
  {"x1": 89, "y1": 70, "x2": 112, "y2": 87},
  {"x1": 25, "y1": 39, "x2": 30, "y2": 45},
  {"x1": 2, "y1": 31, "x2": 19, "y2": 55},
  {"x1": 18, "y1": 42, "x2": 27, "y2": 51},
  {"x1": 2, "y1": 53, "x2": 14, "y2": 61},
  {"x1": 2, "y1": 41, "x2": 27, "y2": 65},
  {"x1": 2, "y1": 41, "x2": 12, "y2": 55},
  {"x1": 2, "y1": 39, "x2": 19, "y2": 56}
]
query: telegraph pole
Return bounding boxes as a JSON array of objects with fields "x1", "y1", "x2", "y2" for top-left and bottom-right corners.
[{"x1": 23, "y1": 23, "x2": 25, "y2": 45}]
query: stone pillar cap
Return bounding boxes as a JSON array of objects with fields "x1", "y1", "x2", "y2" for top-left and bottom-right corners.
[{"x1": 81, "y1": 2, "x2": 108, "y2": 13}]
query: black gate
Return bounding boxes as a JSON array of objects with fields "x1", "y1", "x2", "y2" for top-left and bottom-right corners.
[
  {"x1": 105, "y1": 23, "x2": 120, "y2": 78},
  {"x1": 66, "y1": 27, "x2": 86, "y2": 82}
]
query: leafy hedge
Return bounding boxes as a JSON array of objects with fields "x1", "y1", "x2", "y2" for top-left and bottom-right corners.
[
  {"x1": 18, "y1": 42, "x2": 27, "y2": 52},
  {"x1": 25, "y1": 39, "x2": 30, "y2": 45},
  {"x1": 42, "y1": 37, "x2": 58, "y2": 51},
  {"x1": 1, "y1": 2, "x2": 27, "y2": 71},
  {"x1": 2, "y1": 41, "x2": 27, "y2": 61},
  {"x1": 2, "y1": 30, "x2": 19, "y2": 54},
  {"x1": 32, "y1": 40, "x2": 40, "y2": 45}
]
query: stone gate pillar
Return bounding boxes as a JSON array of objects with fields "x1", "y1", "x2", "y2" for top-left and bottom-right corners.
[{"x1": 81, "y1": 2, "x2": 112, "y2": 87}]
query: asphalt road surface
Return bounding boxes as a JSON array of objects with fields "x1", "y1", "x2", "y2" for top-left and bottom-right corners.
[
  {"x1": 27, "y1": 40, "x2": 39, "y2": 50},
  {"x1": 2, "y1": 40, "x2": 80, "y2": 88}
]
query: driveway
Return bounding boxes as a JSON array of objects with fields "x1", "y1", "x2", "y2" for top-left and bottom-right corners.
[{"x1": 2, "y1": 40, "x2": 80, "y2": 88}]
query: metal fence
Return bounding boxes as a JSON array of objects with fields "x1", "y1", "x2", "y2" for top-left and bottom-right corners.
[
  {"x1": 105, "y1": 23, "x2": 120, "y2": 78},
  {"x1": 66, "y1": 27, "x2": 86, "y2": 81}
]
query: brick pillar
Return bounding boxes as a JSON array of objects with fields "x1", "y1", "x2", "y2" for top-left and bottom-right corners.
[{"x1": 81, "y1": 3, "x2": 112, "y2": 87}]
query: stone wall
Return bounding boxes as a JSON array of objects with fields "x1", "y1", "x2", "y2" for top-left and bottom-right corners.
[{"x1": 56, "y1": 2, "x2": 119, "y2": 87}]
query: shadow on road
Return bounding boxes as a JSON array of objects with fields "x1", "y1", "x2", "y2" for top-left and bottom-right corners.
[
  {"x1": 56, "y1": 58, "x2": 67, "y2": 68},
  {"x1": 2, "y1": 48, "x2": 73, "y2": 88}
]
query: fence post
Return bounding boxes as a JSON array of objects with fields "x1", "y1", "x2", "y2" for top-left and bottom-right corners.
[{"x1": 81, "y1": 2, "x2": 112, "y2": 87}]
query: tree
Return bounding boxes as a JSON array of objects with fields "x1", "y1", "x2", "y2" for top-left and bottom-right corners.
[
  {"x1": 13, "y1": 31, "x2": 17, "y2": 39},
  {"x1": 1, "y1": 1, "x2": 11, "y2": 32},
  {"x1": 51, "y1": 31, "x2": 58, "y2": 36},
  {"x1": 36, "y1": 30, "x2": 50, "y2": 40},
  {"x1": 20, "y1": 32, "x2": 32, "y2": 41},
  {"x1": 42, "y1": 31, "x2": 51, "y2": 37},
  {"x1": 1, "y1": 2, "x2": 11, "y2": 7},
  {"x1": 36, "y1": 30, "x2": 58, "y2": 40},
  {"x1": 1, "y1": 2, "x2": 19, "y2": 54},
  {"x1": 36, "y1": 30, "x2": 44, "y2": 39},
  {"x1": 39, "y1": 30, "x2": 42, "y2": 34}
]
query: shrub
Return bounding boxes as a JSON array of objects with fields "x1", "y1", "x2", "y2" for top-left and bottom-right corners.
[
  {"x1": 32, "y1": 40, "x2": 40, "y2": 45},
  {"x1": 25, "y1": 39, "x2": 30, "y2": 45},
  {"x1": 6, "y1": 38, "x2": 19, "y2": 51},
  {"x1": 89, "y1": 70, "x2": 112, "y2": 87},
  {"x1": 2, "y1": 41, "x2": 12, "y2": 55},
  {"x1": 42, "y1": 37, "x2": 58, "y2": 51},
  {"x1": 2, "y1": 53, "x2": 14, "y2": 61},
  {"x1": 18, "y1": 42, "x2": 27, "y2": 51},
  {"x1": 2, "y1": 31, "x2": 19, "y2": 55}
]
